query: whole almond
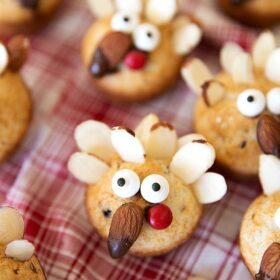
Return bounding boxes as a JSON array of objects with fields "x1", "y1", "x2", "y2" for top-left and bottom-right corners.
[
  {"x1": 7, "y1": 35, "x2": 29, "y2": 71},
  {"x1": 100, "y1": 32, "x2": 132, "y2": 68},
  {"x1": 255, "y1": 242, "x2": 280, "y2": 280},
  {"x1": 257, "y1": 115, "x2": 280, "y2": 158},
  {"x1": 108, "y1": 203, "x2": 143, "y2": 259}
]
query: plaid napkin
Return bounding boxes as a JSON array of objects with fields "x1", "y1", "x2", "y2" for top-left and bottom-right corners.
[{"x1": 0, "y1": 0, "x2": 277, "y2": 279}]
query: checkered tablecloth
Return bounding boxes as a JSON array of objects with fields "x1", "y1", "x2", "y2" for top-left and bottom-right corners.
[{"x1": 0, "y1": 0, "x2": 277, "y2": 279}]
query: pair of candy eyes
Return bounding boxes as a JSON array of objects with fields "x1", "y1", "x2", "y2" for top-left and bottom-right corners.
[
  {"x1": 111, "y1": 11, "x2": 160, "y2": 52},
  {"x1": 111, "y1": 169, "x2": 169, "y2": 204},
  {"x1": 237, "y1": 88, "x2": 280, "y2": 117}
]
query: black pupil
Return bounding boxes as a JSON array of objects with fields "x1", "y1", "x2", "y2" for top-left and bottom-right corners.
[
  {"x1": 117, "y1": 178, "x2": 126, "y2": 187},
  {"x1": 124, "y1": 17, "x2": 130, "y2": 22},
  {"x1": 147, "y1": 32, "x2": 153, "y2": 38},
  {"x1": 247, "y1": 95, "x2": 254, "y2": 102},
  {"x1": 152, "y1": 183, "x2": 161, "y2": 192}
]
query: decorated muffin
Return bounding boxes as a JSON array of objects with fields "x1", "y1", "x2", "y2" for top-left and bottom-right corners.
[
  {"x1": 82, "y1": 0, "x2": 202, "y2": 102},
  {"x1": 0, "y1": 0, "x2": 63, "y2": 37},
  {"x1": 181, "y1": 31, "x2": 280, "y2": 181},
  {"x1": 68, "y1": 114, "x2": 227, "y2": 258},
  {"x1": 218, "y1": 0, "x2": 280, "y2": 27},
  {"x1": 240, "y1": 121, "x2": 280, "y2": 279},
  {"x1": 0, "y1": 206, "x2": 45, "y2": 280},
  {"x1": 0, "y1": 35, "x2": 32, "y2": 163}
]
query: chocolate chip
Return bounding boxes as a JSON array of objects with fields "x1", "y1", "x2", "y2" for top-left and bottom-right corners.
[
  {"x1": 89, "y1": 48, "x2": 111, "y2": 78},
  {"x1": 18, "y1": 0, "x2": 39, "y2": 9},
  {"x1": 240, "y1": 140, "x2": 247, "y2": 149},
  {"x1": 14, "y1": 269, "x2": 19, "y2": 274},
  {"x1": 30, "y1": 263, "x2": 37, "y2": 274},
  {"x1": 102, "y1": 209, "x2": 112, "y2": 218}
]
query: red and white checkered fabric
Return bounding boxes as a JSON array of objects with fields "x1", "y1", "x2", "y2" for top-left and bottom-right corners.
[{"x1": 0, "y1": 0, "x2": 276, "y2": 279}]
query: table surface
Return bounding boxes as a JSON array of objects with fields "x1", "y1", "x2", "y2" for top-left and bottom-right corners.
[{"x1": 1, "y1": 0, "x2": 278, "y2": 279}]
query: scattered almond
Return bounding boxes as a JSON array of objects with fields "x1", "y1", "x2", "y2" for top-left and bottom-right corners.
[
  {"x1": 192, "y1": 172, "x2": 227, "y2": 204},
  {"x1": 99, "y1": 32, "x2": 132, "y2": 68},
  {"x1": 108, "y1": 203, "x2": 143, "y2": 258},
  {"x1": 68, "y1": 152, "x2": 109, "y2": 184},
  {"x1": 7, "y1": 35, "x2": 29, "y2": 71},
  {"x1": 232, "y1": 52, "x2": 255, "y2": 84},
  {"x1": 220, "y1": 42, "x2": 243, "y2": 74},
  {"x1": 252, "y1": 31, "x2": 276, "y2": 70},
  {"x1": 202, "y1": 80, "x2": 226, "y2": 107},
  {"x1": 181, "y1": 59, "x2": 213, "y2": 95},
  {"x1": 257, "y1": 115, "x2": 280, "y2": 158},
  {"x1": 5, "y1": 240, "x2": 34, "y2": 262},
  {"x1": 111, "y1": 127, "x2": 145, "y2": 164},
  {"x1": 0, "y1": 207, "x2": 24, "y2": 245},
  {"x1": 256, "y1": 243, "x2": 280, "y2": 280},
  {"x1": 259, "y1": 154, "x2": 280, "y2": 196},
  {"x1": 74, "y1": 120, "x2": 116, "y2": 163}
]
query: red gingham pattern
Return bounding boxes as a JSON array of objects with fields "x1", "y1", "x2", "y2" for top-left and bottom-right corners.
[{"x1": 0, "y1": 0, "x2": 273, "y2": 279}]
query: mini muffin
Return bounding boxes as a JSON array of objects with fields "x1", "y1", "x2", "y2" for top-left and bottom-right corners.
[
  {"x1": 0, "y1": 206, "x2": 45, "y2": 280},
  {"x1": 219, "y1": 0, "x2": 280, "y2": 27},
  {"x1": 68, "y1": 114, "x2": 227, "y2": 258},
  {"x1": 82, "y1": 0, "x2": 202, "y2": 102},
  {"x1": 0, "y1": 0, "x2": 63, "y2": 37},
  {"x1": 182, "y1": 31, "x2": 280, "y2": 181},
  {"x1": 0, "y1": 35, "x2": 32, "y2": 163}
]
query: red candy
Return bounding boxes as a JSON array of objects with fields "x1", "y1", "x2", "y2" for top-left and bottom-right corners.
[
  {"x1": 146, "y1": 204, "x2": 173, "y2": 230},
  {"x1": 124, "y1": 50, "x2": 147, "y2": 70}
]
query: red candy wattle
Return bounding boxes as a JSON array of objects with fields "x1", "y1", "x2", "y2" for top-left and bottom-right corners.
[
  {"x1": 124, "y1": 50, "x2": 147, "y2": 70},
  {"x1": 146, "y1": 204, "x2": 173, "y2": 230}
]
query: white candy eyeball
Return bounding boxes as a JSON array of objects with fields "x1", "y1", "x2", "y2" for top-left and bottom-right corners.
[
  {"x1": 112, "y1": 169, "x2": 140, "y2": 198},
  {"x1": 236, "y1": 89, "x2": 266, "y2": 117},
  {"x1": 111, "y1": 11, "x2": 139, "y2": 33},
  {"x1": 274, "y1": 207, "x2": 280, "y2": 228},
  {"x1": 140, "y1": 174, "x2": 169, "y2": 203},
  {"x1": 133, "y1": 23, "x2": 161, "y2": 52},
  {"x1": 0, "y1": 43, "x2": 9, "y2": 75},
  {"x1": 267, "y1": 88, "x2": 280, "y2": 115}
]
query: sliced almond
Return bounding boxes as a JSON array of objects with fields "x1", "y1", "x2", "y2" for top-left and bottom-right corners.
[
  {"x1": 170, "y1": 141, "x2": 216, "y2": 184},
  {"x1": 0, "y1": 43, "x2": 9, "y2": 75},
  {"x1": 274, "y1": 208, "x2": 280, "y2": 229},
  {"x1": 146, "y1": 0, "x2": 177, "y2": 25},
  {"x1": 202, "y1": 80, "x2": 226, "y2": 107},
  {"x1": 74, "y1": 120, "x2": 116, "y2": 163},
  {"x1": 87, "y1": 0, "x2": 114, "y2": 17},
  {"x1": 178, "y1": 133, "x2": 206, "y2": 148},
  {"x1": 111, "y1": 127, "x2": 145, "y2": 164},
  {"x1": 5, "y1": 240, "x2": 34, "y2": 262},
  {"x1": 115, "y1": 0, "x2": 143, "y2": 14},
  {"x1": 68, "y1": 152, "x2": 109, "y2": 184},
  {"x1": 181, "y1": 59, "x2": 213, "y2": 95},
  {"x1": 265, "y1": 48, "x2": 280, "y2": 84},
  {"x1": 143, "y1": 122, "x2": 178, "y2": 162},
  {"x1": 220, "y1": 42, "x2": 243, "y2": 74},
  {"x1": 192, "y1": 172, "x2": 227, "y2": 204},
  {"x1": 259, "y1": 154, "x2": 280, "y2": 196},
  {"x1": 232, "y1": 52, "x2": 255, "y2": 84},
  {"x1": 135, "y1": 113, "x2": 159, "y2": 143},
  {"x1": 252, "y1": 31, "x2": 276, "y2": 70},
  {"x1": 0, "y1": 207, "x2": 24, "y2": 245},
  {"x1": 173, "y1": 19, "x2": 202, "y2": 55}
]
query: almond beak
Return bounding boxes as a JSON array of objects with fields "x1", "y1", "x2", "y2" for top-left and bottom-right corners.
[
  {"x1": 108, "y1": 203, "x2": 144, "y2": 259},
  {"x1": 257, "y1": 114, "x2": 280, "y2": 158}
]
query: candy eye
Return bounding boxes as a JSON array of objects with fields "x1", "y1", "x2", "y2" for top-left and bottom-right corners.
[
  {"x1": 141, "y1": 174, "x2": 169, "y2": 203},
  {"x1": 274, "y1": 207, "x2": 280, "y2": 228},
  {"x1": 267, "y1": 88, "x2": 280, "y2": 115},
  {"x1": 133, "y1": 23, "x2": 161, "y2": 52},
  {"x1": 0, "y1": 43, "x2": 9, "y2": 75},
  {"x1": 111, "y1": 11, "x2": 139, "y2": 33},
  {"x1": 237, "y1": 89, "x2": 266, "y2": 117},
  {"x1": 112, "y1": 169, "x2": 140, "y2": 198}
]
